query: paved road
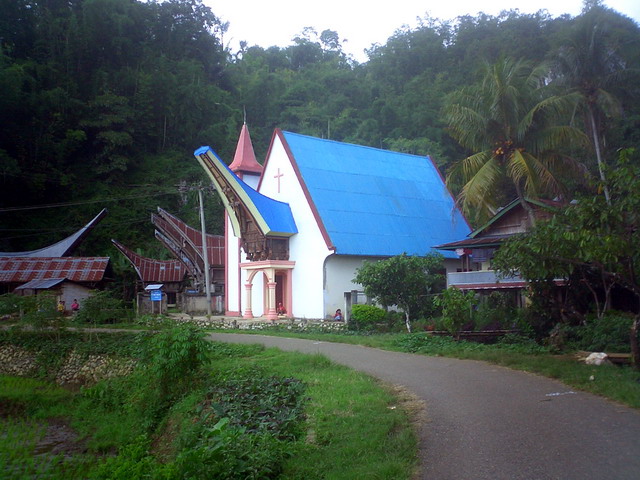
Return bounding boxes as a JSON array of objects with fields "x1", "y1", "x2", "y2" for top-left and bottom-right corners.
[{"x1": 208, "y1": 333, "x2": 640, "y2": 480}]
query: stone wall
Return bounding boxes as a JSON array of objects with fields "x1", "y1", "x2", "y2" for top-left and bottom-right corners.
[
  {"x1": 0, "y1": 344, "x2": 137, "y2": 386},
  {"x1": 172, "y1": 316, "x2": 346, "y2": 332}
]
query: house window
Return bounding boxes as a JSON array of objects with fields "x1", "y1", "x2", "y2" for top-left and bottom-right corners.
[{"x1": 471, "y1": 248, "x2": 496, "y2": 262}]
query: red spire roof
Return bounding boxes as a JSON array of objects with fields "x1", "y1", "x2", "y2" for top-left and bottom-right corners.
[{"x1": 229, "y1": 123, "x2": 262, "y2": 175}]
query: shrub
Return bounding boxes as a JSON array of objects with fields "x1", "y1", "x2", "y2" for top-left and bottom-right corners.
[
  {"x1": 474, "y1": 291, "x2": 517, "y2": 331},
  {"x1": 569, "y1": 311, "x2": 636, "y2": 353},
  {"x1": 433, "y1": 288, "x2": 476, "y2": 336},
  {"x1": 144, "y1": 324, "x2": 211, "y2": 401},
  {"x1": 74, "y1": 290, "x2": 126, "y2": 325},
  {"x1": 348, "y1": 305, "x2": 386, "y2": 331}
]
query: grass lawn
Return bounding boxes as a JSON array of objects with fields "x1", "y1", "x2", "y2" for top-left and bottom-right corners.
[
  {"x1": 0, "y1": 331, "x2": 418, "y2": 480},
  {"x1": 208, "y1": 328, "x2": 640, "y2": 409}
]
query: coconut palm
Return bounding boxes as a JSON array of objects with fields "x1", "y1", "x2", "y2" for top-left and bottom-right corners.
[
  {"x1": 550, "y1": 7, "x2": 633, "y2": 204},
  {"x1": 444, "y1": 57, "x2": 588, "y2": 224}
]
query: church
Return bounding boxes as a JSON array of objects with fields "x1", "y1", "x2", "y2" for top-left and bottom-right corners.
[{"x1": 194, "y1": 126, "x2": 470, "y2": 321}]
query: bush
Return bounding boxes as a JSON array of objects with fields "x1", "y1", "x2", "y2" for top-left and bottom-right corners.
[
  {"x1": 569, "y1": 311, "x2": 636, "y2": 353},
  {"x1": 433, "y1": 288, "x2": 476, "y2": 336},
  {"x1": 74, "y1": 290, "x2": 127, "y2": 325},
  {"x1": 474, "y1": 292, "x2": 517, "y2": 331},
  {"x1": 144, "y1": 324, "x2": 211, "y2": 401},
  {"x1": 348, "y1": 305, "x2": 386, "y2": 331}
]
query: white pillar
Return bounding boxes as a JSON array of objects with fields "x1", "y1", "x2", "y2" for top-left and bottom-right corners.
[{"x1": 243, "y1": 282, "x2": 254, "y2": 318}]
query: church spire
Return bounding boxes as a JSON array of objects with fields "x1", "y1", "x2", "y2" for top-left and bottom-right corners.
[{"x1": 229, "y1": 122, "x2": 262, "y2": 177}]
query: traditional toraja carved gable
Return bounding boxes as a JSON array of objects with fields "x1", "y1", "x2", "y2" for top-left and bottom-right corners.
[
  {"x1": 152, "y1": 208, "x2": 224, "y2": 266},
  {"x1": 0, "y1": 209, "x2": 108, "y2": 258},
  {"x1": 111, "y1": 239, "x2": 187, "y2": 283},
  {"x1": 149, "y1": 208, "x2": 225, "y2": 291},
  {"x1": 193, "y1": 146, "x2": 297, "y2": 261}
]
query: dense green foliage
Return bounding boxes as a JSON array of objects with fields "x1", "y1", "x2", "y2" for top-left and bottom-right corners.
[
  {"x1": 567, "y1": 311, "x2": 637, "y2": 353},
  {"x1": 493, "y1": 152, "x2": 640, "y2": 360},
  {"x1": 73, "y1": 290, "x2": 129, "y2": 324},
  {"x1": 349, "y1": 304, "x2": 387, "y2": 332},
  {"x1": 2, "y1": 0, "x2": 639, "y2": 264},
  {"x1": 0, "y1": 330, "x2": 417, "y2": 479},
  {"x1": 433, "y1": 287, "x2": 476, "y2": 335},
  {"x1": 444, "y1": 57, "x2": 588, "y2": 222},
  {"x1": 354, "y1": 253, "x2": 444, "y2": 332}
]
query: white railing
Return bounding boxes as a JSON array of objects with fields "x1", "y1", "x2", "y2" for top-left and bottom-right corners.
[{"x1": 447, "y1": 270, "x2": 524, "y2": 287}]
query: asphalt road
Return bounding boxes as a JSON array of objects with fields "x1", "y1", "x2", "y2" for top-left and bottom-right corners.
[{"x1": 208, "y1": 333, "x2": 640, "y2": 480}]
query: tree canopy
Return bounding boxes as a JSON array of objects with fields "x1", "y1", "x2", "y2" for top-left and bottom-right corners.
[
  {"x1": 353, "y1": 253, "x2": 444, "y2": 332},
  {"x1": 493, "y1": 150, "x2": 640, "y2": 362},
  {"x1": 1, "y1": 0, "x2": 639, "y2": 260}
]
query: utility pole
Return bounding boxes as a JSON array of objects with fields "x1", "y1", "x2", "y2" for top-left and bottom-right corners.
[{"x1": 198, "y1": 188, "x2": 212, "y2": 316}]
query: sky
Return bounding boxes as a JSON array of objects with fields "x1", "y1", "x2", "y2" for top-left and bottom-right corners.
[{"x1": 205, "y1": 0, "x2": 640, "y2": 62}]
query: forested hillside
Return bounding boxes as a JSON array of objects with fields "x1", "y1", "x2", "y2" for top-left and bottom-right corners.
[{"x1": 1, "y1": 0, "x2": 639, "y2": 263}]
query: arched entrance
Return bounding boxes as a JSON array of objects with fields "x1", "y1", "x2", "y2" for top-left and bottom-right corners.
[{"x1": 240, "y1": 261, "x2": 295, "y2": 320}]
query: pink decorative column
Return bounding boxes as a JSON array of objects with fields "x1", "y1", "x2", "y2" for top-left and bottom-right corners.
[
  {"x1": 266, "y1": 281, "x2": 278, "y2": 320},
  {"x1": 243, "y1": 282, "x2": 254, "y2": 318}
]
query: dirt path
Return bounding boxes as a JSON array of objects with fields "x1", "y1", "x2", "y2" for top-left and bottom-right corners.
[{"x1": 208, "y1": 333, "x2": 640, "y2": 480}]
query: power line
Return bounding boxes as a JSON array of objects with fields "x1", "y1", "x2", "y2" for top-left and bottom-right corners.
[{"x1": 0, "y1": 191, "x2": 177, "y2": 213}]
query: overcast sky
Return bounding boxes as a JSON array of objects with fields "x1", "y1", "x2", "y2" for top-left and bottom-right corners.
[{"x1": 205, "y1": 0, "x2": 640, "y2": 62}]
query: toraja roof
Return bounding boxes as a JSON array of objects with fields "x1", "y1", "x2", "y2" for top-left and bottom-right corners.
[
  {"x1": 111, "y1": 240, "x2": 187, "y2": 283},
  {"x1": 194, "y1": 146, "x2": 297, "y2": 237},
  {"x1": 229, "y1": 123, "x2": 263, "y2": 175},
  {"x1": 153, "y1": 208, "x2": 225, "y2": 266},
  {"x1": 278, "y1": 131, "x2": 471, "y2": 258},
  {"x1": 0, "y1": 209, "x2": 107, "y2": 257},
  {"x1": 0, "y1": 257, "x2": 110, "y2": 283}
]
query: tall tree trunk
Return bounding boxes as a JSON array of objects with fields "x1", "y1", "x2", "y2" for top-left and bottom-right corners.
[
  {"x1": 405, "y1": 311, "x2": 412, "y2": 333},
  {"x1": 588, "y1": 106, "x2": 611, "y2": 204},
  {"x1": 631, "y1": 315, "x2": 640, "y2": 371}
]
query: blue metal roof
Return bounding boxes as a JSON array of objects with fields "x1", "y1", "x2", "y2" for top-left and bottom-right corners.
[
  {"x1": 234, "y1": 171, "x2": 298, "y2": 236},
  {"x1": 281, "y1": 131, "x2": 470, "y2": 258},
  {"x1": 194, "y1": 146, "x2": 297, "y2": 236}
]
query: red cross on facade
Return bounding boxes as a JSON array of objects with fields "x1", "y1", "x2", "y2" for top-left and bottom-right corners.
[{"x1": 274, "y1": 168, "x2": 284, "y2": 193}]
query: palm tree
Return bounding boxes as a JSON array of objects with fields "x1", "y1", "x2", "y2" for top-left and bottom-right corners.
[
  {"x1": 550, "y1": 7, "x2": 632, "y2": 204},
  {"x1": 444, "y1": 57, "x2": 588, "y2": 224}
]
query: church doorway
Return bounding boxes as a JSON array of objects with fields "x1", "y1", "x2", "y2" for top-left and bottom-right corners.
[{"x1": 275, "y1": 272, "x2": 285, "y2": 309}]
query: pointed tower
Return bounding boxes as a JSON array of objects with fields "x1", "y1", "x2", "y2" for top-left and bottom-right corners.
[
  {"x1": 225, "y1": 123, "x2": 263, "y2": 315},
  {"x1": 228, "y1": 123, "x2": 262, "y2": 188}
]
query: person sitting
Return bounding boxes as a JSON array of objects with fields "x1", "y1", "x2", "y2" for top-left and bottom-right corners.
[
  {"x1": 71, "y1": 299, "x2": 80, "y2": 313},
  {"x1": 277, "y1": 303, "x2": 287, "y2": 316},
  {"x1": 333, "y1": 309, "x2": 343, "y2": 321}
]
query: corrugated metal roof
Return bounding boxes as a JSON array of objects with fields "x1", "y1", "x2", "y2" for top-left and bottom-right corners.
[
  {"x1": 435, "y1": 235, "x2": 510, "y2": 250},
  {"x1": 154, "y1": 208, "x2": 225, "y2": 266},
  {"x1": 0, "y1": 209, "x2": 107, "y2": 257},
  {"x1": 111, "y1": 240, "x2": 187, "y2": 283},
  {"x1": 235, "y1": 177, "x2": 298, "y2": 236},
  {"x1": 0, "y1": 257, "x2": 110, "y2": 283},
  {"x1": 14, "y1": 278, "x2": 66, "y2": 290},
  {"x1": 280, "y1": 131, "x2": 470, "y2": 258}
]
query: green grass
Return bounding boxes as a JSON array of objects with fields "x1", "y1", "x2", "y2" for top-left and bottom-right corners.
[
  {"x1": 0, "y1": 337, "x2": 418, "y2": 479},
  {"x1": 209, "y1": 349, "x2": 417, "y2": 479},
  {"x1": 209, "y1": 328, "x2": 640, "y2": 409}
]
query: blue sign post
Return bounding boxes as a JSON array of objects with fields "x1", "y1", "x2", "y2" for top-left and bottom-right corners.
[{"x1": 150, "y1": 290, "x2": 162, "y2": 302}]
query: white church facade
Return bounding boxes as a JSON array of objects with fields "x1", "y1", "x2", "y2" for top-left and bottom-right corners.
[{"x1": 194, "y1": 126, "x2": 470, "y2": 321}]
